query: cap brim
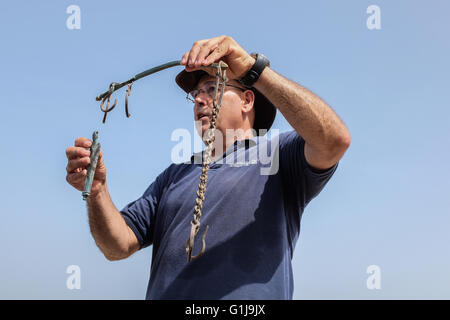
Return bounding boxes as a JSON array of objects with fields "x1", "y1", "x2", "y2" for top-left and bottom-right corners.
[{"x1": 176, "y1": 69, "x2": 276, "y2": 136}]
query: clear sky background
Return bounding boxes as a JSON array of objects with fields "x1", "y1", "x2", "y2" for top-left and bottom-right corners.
[{"x1": 0, "y1": 0, "x2": 449, "y2": 299}]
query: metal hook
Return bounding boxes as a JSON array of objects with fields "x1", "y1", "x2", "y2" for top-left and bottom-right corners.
[
  {"x1": 100, "y1": 83, "x2": 118, "y2": 123},
  {"x1": 125, "y1": 82, "x2": 133, "y2": 118},
  {"x1": 185, "y1": 223, "x2": 209, "y2": 262}
]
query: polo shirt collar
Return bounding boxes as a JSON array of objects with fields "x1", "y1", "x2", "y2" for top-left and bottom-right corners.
[{"x1": 190, "y1": 136, "x2": 259, "y2": 164}]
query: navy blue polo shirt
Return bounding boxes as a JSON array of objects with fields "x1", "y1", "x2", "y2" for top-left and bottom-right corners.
[{"x1": 120, "y1": 130, "x2": 338, "y2": 299}]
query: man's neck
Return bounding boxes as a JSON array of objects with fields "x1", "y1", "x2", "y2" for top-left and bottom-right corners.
[{"x1": 210, "y1": 129, "x2": 255, "y2": 161}]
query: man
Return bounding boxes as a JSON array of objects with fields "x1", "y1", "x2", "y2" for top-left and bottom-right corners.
[{"x1": 65, "y1": 36, "x2": 351, "y2": 299}]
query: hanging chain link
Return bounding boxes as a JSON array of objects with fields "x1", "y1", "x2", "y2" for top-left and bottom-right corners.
[{"x1": 185, "y1": 61, "x2": 228, "y2": 262}]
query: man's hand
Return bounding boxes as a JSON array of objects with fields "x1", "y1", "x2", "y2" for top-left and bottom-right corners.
[
  {"x1": 66, "y1": 138, "x2": 139, "y2": 261},
  {"x1": 180, "y1": 35, "x2": 255, "y2": 80},
  {"x1": 65, "y1": 137, "x2": 107, "y2": 197}
]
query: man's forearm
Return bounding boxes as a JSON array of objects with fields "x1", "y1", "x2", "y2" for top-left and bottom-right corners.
[
  {"x1": 86, "y1": 185, "x2": 138, "y2": 260},
  {"x1": 254, "y1": 67, "x2": 350, "y2": 157}
]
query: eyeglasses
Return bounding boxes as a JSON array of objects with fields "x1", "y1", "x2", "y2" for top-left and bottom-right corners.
[{"x1": 186, "y1": 81, "x2": 246, "y2": 103}]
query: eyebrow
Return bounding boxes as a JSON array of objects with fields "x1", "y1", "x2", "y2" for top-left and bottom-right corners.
[{"x1": 195, "y1": 80, "x2": 216, "y2": 90}]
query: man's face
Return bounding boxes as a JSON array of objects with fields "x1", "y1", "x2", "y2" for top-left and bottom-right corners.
[{"x1": 192, "y1": 75, "x2": 255, "y2": 139}]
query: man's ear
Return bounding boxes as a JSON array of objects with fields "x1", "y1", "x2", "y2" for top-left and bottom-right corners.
[{"x1": 241, "y1": 90, "x2": 255, "y2": 114}]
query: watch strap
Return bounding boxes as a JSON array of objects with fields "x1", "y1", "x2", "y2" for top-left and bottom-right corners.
[{"x1": 238, "y1": 53, "x2": 270, "y2": 88}]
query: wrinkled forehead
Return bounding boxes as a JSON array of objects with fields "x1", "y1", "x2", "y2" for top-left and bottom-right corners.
[{"x1": 196, "y1": 75, "x2": 216, "y2": 88}]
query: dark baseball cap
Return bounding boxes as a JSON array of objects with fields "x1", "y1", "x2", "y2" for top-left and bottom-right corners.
[{"x1": 175, "y1": 69, "x2": 276, "y2": 135}]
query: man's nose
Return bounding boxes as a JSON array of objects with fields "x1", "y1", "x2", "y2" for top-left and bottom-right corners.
[{"x1": 194, "y1": 93, "x2": 210, "y2": 106}]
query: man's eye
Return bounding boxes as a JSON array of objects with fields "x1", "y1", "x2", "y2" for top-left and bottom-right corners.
[{"x1": 207, "y1": 86, "x2": 216, "y2": 95}]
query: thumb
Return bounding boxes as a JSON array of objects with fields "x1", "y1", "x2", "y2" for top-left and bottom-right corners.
[{"x1": 96, "y1": 150, "x2": 105, "y2": 168}]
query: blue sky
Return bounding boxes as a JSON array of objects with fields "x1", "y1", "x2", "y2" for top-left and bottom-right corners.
[{"x1": 0, "y1": 0, "x2": 449, "y2": 299}]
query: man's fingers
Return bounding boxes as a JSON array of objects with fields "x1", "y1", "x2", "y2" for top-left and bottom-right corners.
[
  {"x1": 66, "y1": 169, "x2": 87, "y2": 185},
  {"x1": 66, "y1": 146, "x2": 90, "y2": 160},
  {"x1": 65, "y1": 137, "x2": 104, "y2": 190},
  {"x1": 182, "y1": 36, "x2": 231, "y2": 72},
  {"x1": 181, "y1": 51, "x2": 190, "y2": 65},
  {"x1": 66, "y1": 157, "x2": 90, "y2": 174},
  {"x1": 75, "y1": 137, "x2": 92, "y2": 148},
  {"x1": 186, "y1": 39, "x2": 211, "y2": 68},
  {"x1": 195, "y1": 39, "x2": 221, "y2": 67},
  {"x1": 204, "y1": 40, "x2": 229, "y2": 66},
  {"x1": 182, "y1": 36, "x2": 249, "y2": 79}
]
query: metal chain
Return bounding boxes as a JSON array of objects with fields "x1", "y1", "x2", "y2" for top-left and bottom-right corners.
[{"x1": 185, "y1": 62, "x2": 228, "y2": 262}]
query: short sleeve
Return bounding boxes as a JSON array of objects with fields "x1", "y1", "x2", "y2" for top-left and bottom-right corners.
[
  {"x1": 279, "y1": 130, "x2": 338, "y2": 210},
  {"x1": 120, "y1": 169, "x2": 168, "y2": 249}
]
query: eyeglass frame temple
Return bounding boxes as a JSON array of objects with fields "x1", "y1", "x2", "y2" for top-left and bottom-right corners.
[{"x1": 186, "y1": 84, "x2": 246, "y2": 102}]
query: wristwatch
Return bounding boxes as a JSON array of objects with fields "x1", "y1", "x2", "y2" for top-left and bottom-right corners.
[{"x1": 238, "y1": 53, "x2": 270, "y2": 88}]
